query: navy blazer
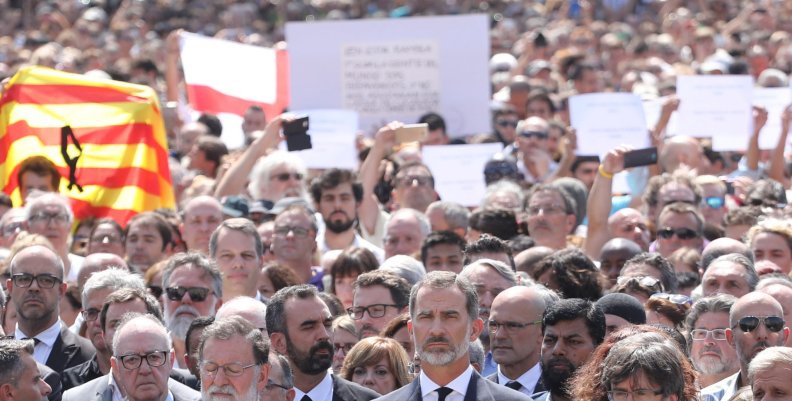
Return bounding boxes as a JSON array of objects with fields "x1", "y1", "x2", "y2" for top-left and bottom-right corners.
[
  {"x1": 332, "y1": 375, "x2": 382, "y2": 401},
  {"x1": 374, "y1": 369, "x2": 532, "y2": 401},
  {"x1": 485, "y1": 372, "x2": 547, "y2": 395}
]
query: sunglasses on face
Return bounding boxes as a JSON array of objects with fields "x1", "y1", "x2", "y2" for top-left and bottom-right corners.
[
  {"x1": 148, "y1": 285, "x2": 163, "y2": 299},
  {"x1": 395, "y1": 175, "x2": 433, "y2": 188},
  {"x1": 657, "y1": 227, "x2": 699, "y2": 240},
  {"x1": 519, "y1": 130, "x2": 548, "y2": 140},
  {"x1": 704, "y1": 196, "x2": 725, "y2": 209},
  {"x1": 273, "y1": 172, "x2": 303, "y2": 182},
  {"x1": 165, "y1": 286, "x2": 211, "y2": 302},
  {"x1": 616, "y1": 276, "x2": 664, "y2": 292},
  {"x1": 734, "y1": 316, "x2": 785, "y2": 333},
  {"x1": 495, "y1": 120, "x2": 518, "y2": 128},
  {"x1": 650, "y1": 292, "x2": 692, "y2": 305}
]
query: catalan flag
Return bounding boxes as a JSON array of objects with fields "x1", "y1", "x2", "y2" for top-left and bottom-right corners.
[{"x1": 0, "y1": 66, "x2": 175, "y2": 225}]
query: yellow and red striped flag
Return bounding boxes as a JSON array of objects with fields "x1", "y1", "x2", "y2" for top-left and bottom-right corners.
[{"x1": 0, "y1": 66, "x2": 175, "y2": 225}]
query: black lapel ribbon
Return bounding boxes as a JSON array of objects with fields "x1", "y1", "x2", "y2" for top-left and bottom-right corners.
[{"x1": 60, "y1": 125, "x2": 83, "y2": 192}]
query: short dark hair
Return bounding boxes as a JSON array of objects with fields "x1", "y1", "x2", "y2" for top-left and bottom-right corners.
[
  {"x1": 542, "y1": 298, "x2": 606, "y2": 346},
  {"x1": 265, "y1": 284, "x2": 320, "y2": 336},
  {"x1": 0, "y1": 193, "x2": 12, "y2": 209},
  {"x1": 17, "y1": 155, "x2": 60, "y2": 192},
  {"x1": 198, "y1": 113, "x2": 222, "y2": 137},
  {"x1": 526, "y1": 184, "x2": 575, "y2": 215},
  {"x1": 310, "y1": 169, "x2": 363, "y2": 204},
  {"x1": 353, "y1": 271, "x2": 411, "y2": 309},
  {"x1": 409, "y1": 271, "x2": 478, "y2": 321},
  {"x1": 463, "y1": 234, "x2": 515, "y2": 269},
  {"x1": 209, "y1": 218, "x2": 263, "y2": 260},
  {"x1": 468, "y1": 208, "x2": 519, "y2": 241},
  {"x1": 100, "y1": 287, "x2": 163, "y2": 331},
  {"x1": 622, "y1": 252, "x2": 679, "y2": 292},
  {"x1": 329, "y1": 248, "x2": 379, "y2": 295},
  {"x1": 199, "y1": 316, "x2": 269, "y2": 366},
  {"x1": 89, "y1": 218, "x2": 125, "y2": 244},
  {"x1": 532, "y1": 249, "x2": 605, "y2": 301},
  {"x1": 420, "y1": 231, "x2": 466, "y2": 266},
  {"x1": 723, "y1": 206, "x2": 763, "y2": 228},
  {"x1": 185, "y1": 316, "x2": 215, "y2": 353},
  {"x1": 417, "y1": 112, "x2": 446, "y2": 134},
  {"x1": 196, "y1": 136, "x2": 229, "y2": 169},
  {"x1": 125, "y1": 212, "x2": 173, "y2": 251}
]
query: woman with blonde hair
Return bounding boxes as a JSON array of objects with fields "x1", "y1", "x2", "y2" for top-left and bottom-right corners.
[{"x1": 341, "y1": 336, "x2": 412, "y2": 395}]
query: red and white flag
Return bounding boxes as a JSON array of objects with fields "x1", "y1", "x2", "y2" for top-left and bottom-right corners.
[{"x1": 179, "y1": 32, "x2": 289, "y2": 147}]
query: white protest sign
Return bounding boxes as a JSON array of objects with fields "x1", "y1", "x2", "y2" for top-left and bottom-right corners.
[
  {"x1": 676, "y1": 75, "x2": 753, "y2": 150},
  {"x1": 286, "y1": 15, "x2": 490, "y2": 137},
  {"x1": 642, "y1": 96, "x2": 679, "y2": 137},
  {"x1": 422, "y1": 143, "x2": 502, "y2": 207},
  {"x1": 570, "y1": 93, "x2": 650, "y2": 157},
  {"x1": 279, "y1": 110, "x2": 359, "y2": 169},
  {"x1": 753, "y1": 87, "x2": 792, "y2": 150}
]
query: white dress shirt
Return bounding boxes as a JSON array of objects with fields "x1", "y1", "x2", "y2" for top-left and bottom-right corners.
[
  {"x1": 497, "y1": 362, "x2": 541, "y2": 396},
  {"x1": 294, "y1": 371, "x2": 334, "y2": 401},
  {"x1": 419, "y1": 365, "x2": 474, "y2": 401},
  {"x1": 15, "y1": 320, "x2": 61, "y2": 364}
]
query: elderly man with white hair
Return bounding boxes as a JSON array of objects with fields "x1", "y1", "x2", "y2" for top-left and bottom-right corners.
[{"x1": 749, "y1": 346, "x2": 792, "y2": 401}]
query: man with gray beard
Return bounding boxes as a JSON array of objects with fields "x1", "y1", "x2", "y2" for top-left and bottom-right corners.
[
  {"x1": 162, "y1": 252, "x2": 223, "y2": 370},
  {"x1": 685, "y1": 294, "x2": 740, "y2": 388}
]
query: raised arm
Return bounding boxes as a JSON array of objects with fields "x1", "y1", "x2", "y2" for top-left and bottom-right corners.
[
  {"x1": 358, "y1": 122, "x2": 400, "y2": 235},
  {"x1": 746, "y1": 106, "x2": 768, "y2": 171},
  {"x1": 583, "y1": 146, "x2": 629, "y2": 259},
  {"x1": 767, "y1": 105, "x2": 791, "y2": 185}
]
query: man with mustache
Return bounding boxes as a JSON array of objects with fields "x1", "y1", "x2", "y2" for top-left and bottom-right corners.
[
  {"x1": 162, "y1": 253, "x2": 223, "y2": 371},
  {"x1": 535, "y1": 298, "x2": 605, "y2": 401},
  {"x1": 198, "y1": 316, "x2": 270, "y2": 401},
  {"x1": 525, "y1": 186, "x2": 576, "y2": 251},
  {"x1": 310, "y1": 169, "x2": 384, "y2": 262},
  {"x1": 374, "y1": 271, "x2": 531, "y2": 401},
  {"x1": 701, "y1": 292, "x2": 789, "y2": 401},
  {"x1": 266, "y1": 285, "x2": 379, "y2": 401},
  {"x1": 350, "y1": 271, "x2": 410, "y2": 339},
  {"x1": 487, "y1": 286, "x2": 550, "y2": 396},
  {"x1": 684, "y1": 294, "x2": 740, "y2": 389}
]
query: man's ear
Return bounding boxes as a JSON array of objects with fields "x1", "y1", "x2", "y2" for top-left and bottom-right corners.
[
  {"x1": 0, "y1": 383, "x2": 13, "y2": 399},
  {"x1": 470, "y1": 318, "x2": 484, "y2": 342},
  {"x1": 565, "y1": 214, "x2": 576, "y2": 234},
  {"x1": 270, "y1": 332, "x2": 287, "y2": 355},
  {"x1": 257, "y1": 363, "x2": 270, "y2": 392},
  {"x1": 725, "y1": 328, "x2": 735, "y2": 348}
]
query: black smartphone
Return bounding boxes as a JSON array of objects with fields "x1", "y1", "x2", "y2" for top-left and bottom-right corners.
[
  {"x1": 534, "y1": 32, "x2": 548, "y2": 48},
  {"x1": 623, "y1": 147, "x2": 658, "y2": 168},
  {"x1": 283, "y1": 116, "x2": 312, "y2": 151},
  {"x1": 723, "y1": 179, "x2": 735, "y2": 195}
]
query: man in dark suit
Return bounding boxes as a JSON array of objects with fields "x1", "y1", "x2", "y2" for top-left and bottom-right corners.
[
  {"x1": 374, "y1": 271, "x2": 530, "y2": 401},
  {"x1": 486, "y1": 286, "x2": 553, "y2": 397},
  {"x1": 6, "y1": 245, "x2": 95, "y2": 372},
  {"x1": 266, "y1": 285, "x2": 380, "y2": 401},
  {"x1": 62, "y1": 313, "x2": 200, "y2": 401}
]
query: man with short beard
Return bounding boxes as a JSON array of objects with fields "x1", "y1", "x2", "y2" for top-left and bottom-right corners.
[
  {"x1": 310, "y1": 169, "x2": 384, "y2": 262},
  {"x1": 685, "y1": 294, "x2": 740, "y2": 388},
  {"x1": 536, "y1": 298, "x2": 605, "y2": 401},
  {"x1": 162, "y1": 253, "x2": 223, "y2": 370},
  {"x1": 265, "y1": 285, "x2": 379, "y2": 401}
]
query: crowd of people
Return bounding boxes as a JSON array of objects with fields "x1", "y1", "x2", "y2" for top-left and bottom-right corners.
[{"x1": 3, "y1": 1, "x2": 792, "y2": 401}]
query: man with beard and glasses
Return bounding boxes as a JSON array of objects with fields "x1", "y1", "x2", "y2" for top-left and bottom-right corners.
[
  {"x1": 311, "y1": 169, "x2": 384, "y2": 262},
  {"x1": 266, "y1": 285, "x2": 380, "y2": 401},
  {"x1": 350, "y1": 271, "x2": 411, "y2": 339},
  {"x1": 374, "y1": 271, "x2": 530, "y2": 401},
  {"x1": 535, "y1": 298, "x2": 605, "y2": 401},
  {"x1": 701, "y1": 292, "x2": 790, "y2": 401},
  {"x1": 198, "y1": 316, "x2": 270, "y2": 401},
  {"x1": 162, "y1": 253, "x2": 223, "y2": 371},
  {"x1": 684, "y1": 294, "x2": 740, "y2": 388}
]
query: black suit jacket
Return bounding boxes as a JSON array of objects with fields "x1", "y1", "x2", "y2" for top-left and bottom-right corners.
[
  {"x1": 485, "y1": 372, "x2": 546, "y2": 395},
  {"x1": 46, "y1": 326, "x2": 96, "y2": 373},
  {"x1": 62, "y1": 375, "x2": 200, "y2": 401},
  {"x1": 39, "y1": 362, "x2": 62, "y2": 401},
  {"x1": 374, "y1": 370, "x2": 532, "y2": 401},
  {"x1": 332, "y1": 375, "x2": 381, "y2": 401}
]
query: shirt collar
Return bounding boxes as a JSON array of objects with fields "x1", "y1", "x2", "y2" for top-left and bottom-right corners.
[
  {"x1": 497, "y1": 362, "x2": 541, "y2": 393},
  {"x1": 294, "y1": 371, "x2": 333, "y2": 401},
  {"x1": 420, "y1": 365, "x2": 474, "y2": 397},
  {"x1": 15, "y1": 320, "x2": 61, "y2": 347}
]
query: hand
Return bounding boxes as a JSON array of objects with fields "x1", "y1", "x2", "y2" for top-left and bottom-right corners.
[
  {"x1": 661, "y1": 95, "x2": 680, "y2": 116},
  {"x1": 251, "y1": 113, "x2": 291, "y2": 154},
  {"x1": 562, "y1": 128, "x2": 578, "y2": 155},
  {"x1": 373, "y1": 121, "x2": 401, "y2": 153},
  {"x1": 524, "y1": 147, "x2": 551, "y2": 179},
  {"x1": 753, "y1": 105, "x2": 768, "y2": 135},
  {"x1": 601, "y1": 145, "x2": 632, "y2": 176}
]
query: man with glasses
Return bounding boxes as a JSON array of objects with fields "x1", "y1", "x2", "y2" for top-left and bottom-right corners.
[
  {"x1": 198, "y1": 316, "x2": 270, "y2": 401},
  {"x1": 265, "y1": 285, "x2": 379, "y2": 401},
  {"x1": 0, "y1": 208, "x2": 25, "y2": 250},
  {"x1": 694, "y1": 175, "x2": 729, "y2": 232},
  {"x1": 62, "y1": 269, "x2": 145, "y2": 390},
  {"x1": 210, "y1": 218, "x2": 266, "y2": 301},
  {"x1": 525, "y1": 185, "x2": 576, "y2": 250},
  {"x1": 263, "y1": 353, "x2": 296, "y2": 401},
  {"x1": 702, "y1": 292, "x2": 789, "y2": 401},
  {"x1": 269, "y1": 205, "x2": 325, "y2": 289},
  {"x1": 162, "y1": 253, "x2": 223, "y2": 371},
  {"x1": 701, "y1": 254, "x2": 758, "y2": 298},
  {"x1": 6, "y1": 245, "x2": 95, "y2": 372},
  {"x1": 24, "y1": 192, "x2": 84, "y2": 281},
  {"x1": 654, "y1": 202, "x2": 705, "y2": 258},
  {"x1": 487, "y1": 286, "x2": 550, "y2": 396},
  {"x1": 684, "y1": 294, "x2": 740, "y2": 388},
  {"x1": 350, "y1": 271, "x2": 410, "y2": 339},
  {"x1": 515, "y1": 117, "x2": 557, "y2": 184}
]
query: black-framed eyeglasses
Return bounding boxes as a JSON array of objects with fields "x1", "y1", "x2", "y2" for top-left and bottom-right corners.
[
  {"x1": 519, "y1": 130, "x2": 549, "y2": 140},
  {"x1": 607, "y1": 388, "x2": 663, "y2": 401},
  {"x1": 201, "y1": 361, "x2": 259, "y2": 377},
  {"x1": 117, "y1": 350, "x2": 168, "y2": 370},
  {"x1": 273, "y1": 226, "x2": 313, "y2": 238},
  {"x1": 81, "y1": 308, "x2": 100, "y2": 322},
  {"x1": 734, "y1": 316, "x2": 785, "y2": 333},
  {"x1": 487, "y1": 319, "x2": 542, "y2": 334},
  {"x1": 11, "y1": 273, "x2": 62, "y2": 289},
  {"x1": 656, "y1": 227, "x2": 699, "y2": 240},
  {"x1": 347, "y1": 304, "x2": 400, "y2": 320},
  {"x1": 165, "y1": 286, "x2": 211, "y2": 302},
  {"x1": 266, "y1": 379, "x2": 290, "y2": 391},
  {"x1": 148, "y1": 285, "x2": 163, "y2": 299}
]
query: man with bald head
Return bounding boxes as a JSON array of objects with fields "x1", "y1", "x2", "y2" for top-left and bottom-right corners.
[
  {"x1": 180, "y1": 196, "x2": 223, "y2": 254},
  {"x1": 598, "y1": 239, "x2": 642, "y2": 287},
  {"x1": 215, "y1": 296, "x2": 267, "y2": 331},
  {"x1": 757, "y1": 279, "x2": 792, "y2": 347},
  {"x1": 606, "y1": 208, "x2": 650, "y2": 251},
  {"x1": 659, "y1": 135, "x2": 708, "y2": 174},
  {"x1": 701, "y1": 292, "x2": 789, "y2": 401},
  {"x1": 487, "y1": 286, "x2": 549, "y2": 396},
  {"x1": 76, "y1": 253, "x2": 128, "y2": 292},
  {"x1": 6, "y1": 245, "x2": 95, "y2": 372},
  {"x1": 700, "y1": 238, "x2": 754, "y2": 276}
]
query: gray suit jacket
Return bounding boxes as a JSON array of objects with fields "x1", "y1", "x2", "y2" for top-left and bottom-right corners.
[
  {"x1": 62, "y1": 375, "x2": 200, "y2": 401},
  {"x1": 374, "y1": 370, "x2": 532, "y2": 401}
]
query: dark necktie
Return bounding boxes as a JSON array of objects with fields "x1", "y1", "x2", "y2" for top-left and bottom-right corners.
[
  {"x1": 506, "y1": 381, "x2": 522, "y2": 392},
  {"x1": 300, "y1": 395, "x2": 312, "y2": 401},
  {"x1": 437, "y1": 386, "x2": 453, "y2": 401},
  {"x1": 22, "y1": 337, "x2": 41, "y2": 345}
]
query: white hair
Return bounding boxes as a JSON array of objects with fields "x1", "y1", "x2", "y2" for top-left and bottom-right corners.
[
  {"x1": 380, "y1": 255, "x2": 426, "y2": 286},
  {"x1": 247, "y1": 151, "x2": 307, "y2": 200}
]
